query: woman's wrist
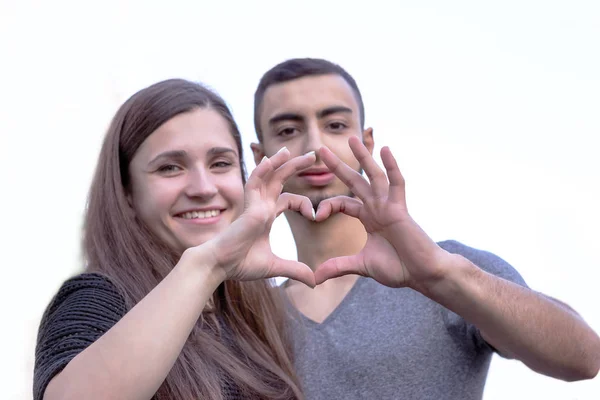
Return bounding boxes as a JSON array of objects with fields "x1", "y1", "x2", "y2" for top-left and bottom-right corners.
[{"x1": 177, "y1": 245, "x2": 228, "y2": 294}]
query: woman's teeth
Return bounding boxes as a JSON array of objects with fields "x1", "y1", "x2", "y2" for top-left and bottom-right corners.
[{"x1": 180, "y1": 210, "x2": 221, "y2": 219}]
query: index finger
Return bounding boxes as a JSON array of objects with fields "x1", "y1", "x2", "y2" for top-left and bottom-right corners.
[
  {"x1": 245, "y1": 147, "x2": 291, "y2": 191},
  {"x1": 319, "y1": 146, "x2": 372, "y2": 200},
  {"x1": 272, "y1": 151, "x2": 317, "y2": 184}
]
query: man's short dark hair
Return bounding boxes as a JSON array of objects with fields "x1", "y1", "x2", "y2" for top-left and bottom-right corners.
[{"x1": 254, "y1": 58, "x2": 365, "y2": 141}]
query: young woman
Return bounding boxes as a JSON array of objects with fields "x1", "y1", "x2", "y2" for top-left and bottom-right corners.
[{"x1": 33, "y1": 78, "x2": 317, "y2": 400}]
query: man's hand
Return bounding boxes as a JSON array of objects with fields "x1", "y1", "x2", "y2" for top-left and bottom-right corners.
[{"x1": 314, "y1": 136, "x2": 454, "y2": 293}]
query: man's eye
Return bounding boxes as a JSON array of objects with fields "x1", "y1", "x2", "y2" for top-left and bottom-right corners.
[
  {"x1": 278, "y1": 127, "x2": 298, "y2": 137},
  {"x1": 329, "y1": 122, "x2": 347, "y2": 131}
]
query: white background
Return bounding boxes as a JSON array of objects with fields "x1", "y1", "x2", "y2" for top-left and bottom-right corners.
[{"x1": 1, "y1": 1, "x2": 598, "y2": 398}]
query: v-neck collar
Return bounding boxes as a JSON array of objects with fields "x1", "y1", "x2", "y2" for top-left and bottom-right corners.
[{"x1": 284, "y1": 276, "x2": 368, "y2": 329}]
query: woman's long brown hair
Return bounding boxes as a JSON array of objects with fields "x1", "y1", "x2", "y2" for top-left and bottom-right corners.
[{"x1": 83, "y1": 79, "x2": 302, "y2": 399}]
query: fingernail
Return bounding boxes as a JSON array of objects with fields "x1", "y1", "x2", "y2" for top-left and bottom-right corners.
[
  {"x1": 311, "y1": 208, "x2": 316, "y2": 220},
  {"x1": 261, "y1": 156, "x2": 268, "y2": 163},
  {"x1": 305, "y1": 150, "x2": 315, "y2": 157},
  {"x1": 277, "y1": 146, "x2": 288, "y2": 154}
]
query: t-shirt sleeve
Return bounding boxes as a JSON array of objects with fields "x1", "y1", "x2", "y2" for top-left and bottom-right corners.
[
  {"x1": 33, "y1": 273, "x2": 127, "y2": 400},
  {"x1": 438, "y1": 240, "x2": 528, "y2": 357},
  {"x1": 440, "y1": 240, "x2": 528, "y2": 288}
]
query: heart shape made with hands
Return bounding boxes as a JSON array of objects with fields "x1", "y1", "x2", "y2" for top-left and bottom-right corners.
[
  {"x1": 240, "y1": 136, "x2": 436, "y2": 292},
  {"x1": 272, "y1": 136, "x2": 437, "y2": 291}
]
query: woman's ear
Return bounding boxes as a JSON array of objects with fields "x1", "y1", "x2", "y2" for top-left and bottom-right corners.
[{"x1": 124, "y1": 188, "x2": 136, "y2": 217}]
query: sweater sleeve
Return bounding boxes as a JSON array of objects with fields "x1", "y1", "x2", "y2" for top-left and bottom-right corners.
[{"x1": 33, "y1": 273, "x2": 127, "y2": 400}]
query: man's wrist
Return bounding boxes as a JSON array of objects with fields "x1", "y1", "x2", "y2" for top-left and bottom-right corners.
[{"x1": 419, "y1": 253, "x2": 483, "y2": 306}]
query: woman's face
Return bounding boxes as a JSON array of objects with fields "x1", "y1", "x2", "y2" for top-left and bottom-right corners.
[{"x1": 127, "y1": 108, "x2": 245, "y2": 253}]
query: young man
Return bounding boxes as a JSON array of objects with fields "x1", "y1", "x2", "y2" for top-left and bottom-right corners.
[{"x1": 250, "y1": 58, "x2": 600, "y2": 399}]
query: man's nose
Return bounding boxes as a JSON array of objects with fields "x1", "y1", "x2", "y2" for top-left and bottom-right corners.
[{"x1": 304, "y1": 124, "x2": 325, "y2": 161}]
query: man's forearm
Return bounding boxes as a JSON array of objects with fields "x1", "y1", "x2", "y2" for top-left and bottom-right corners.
[{"x1": 425, "y1": 254, "x2": 600, "y2": 381}]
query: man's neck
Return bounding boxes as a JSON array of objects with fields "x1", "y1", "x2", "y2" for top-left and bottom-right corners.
[
  {"x1": 285, "y1": 210, "x2": 367, "y2": 272},
  {"x1": 283, "y1": 210, "x2": 367, "y2": 321}
]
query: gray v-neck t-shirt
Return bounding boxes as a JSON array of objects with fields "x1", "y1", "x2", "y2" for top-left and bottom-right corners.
[{"x1": 287, "y1": 240, "x2": 528, "y2": 400}]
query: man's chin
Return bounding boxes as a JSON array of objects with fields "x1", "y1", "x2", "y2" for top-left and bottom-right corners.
[
  {"x1": 309, "y1": 191, "x2": 355, "y2": 211},
  {"x1": 282, "y1": 184, "x2": 355, "y2": 211}
]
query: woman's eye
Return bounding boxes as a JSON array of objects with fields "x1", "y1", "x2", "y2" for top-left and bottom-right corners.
[
  {"x1": 158, "y1": 165, "x2": 181, "y2": 173},
  {"x1": 212, "y1": 161, "x2": 232, "y2": 168}
]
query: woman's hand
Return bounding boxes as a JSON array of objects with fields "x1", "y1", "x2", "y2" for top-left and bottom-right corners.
[{"x1": 195, "y1": 148, "x2": 318, "y2": 287}]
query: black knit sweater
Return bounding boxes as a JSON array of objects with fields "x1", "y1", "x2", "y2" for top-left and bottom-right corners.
[{"x1": 33, "y1": 273, "x2": 246, "y2": 400}]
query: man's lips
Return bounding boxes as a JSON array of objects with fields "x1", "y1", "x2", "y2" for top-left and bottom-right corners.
[
  {"x1": 299, "y1": 167, "x2": 330, "y2": 176},
  {"x1": 298, "y1": 168, "x2": 335, "y2": 186}
]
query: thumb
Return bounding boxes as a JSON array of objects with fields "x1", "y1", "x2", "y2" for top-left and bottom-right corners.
[
  {"x1": 315, "y1": 196, "x2": 362, "y2": 221},
  {"x1": 314, "y1": 254, "x2": 367, "y2": 285},
  {"x1": 276, "y1": 193, "x2": 315, "y2": 221},
  {"x1": 269, "y1": 256, "x2": 316, "y2": 288}
]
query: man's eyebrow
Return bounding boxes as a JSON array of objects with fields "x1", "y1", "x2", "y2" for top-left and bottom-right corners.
[
  {"x1": 268, "y1": 106, "x2": 353, "y2": 126},
  {"x1": 317, "y1": 106, "x2": 353, "y2": 119},
  {"x1": 148, "y1": 150, "x2": 187, "y2": 165},
  {"x1": 268, "y1": 112, "x2": 304, "y2": 126}
]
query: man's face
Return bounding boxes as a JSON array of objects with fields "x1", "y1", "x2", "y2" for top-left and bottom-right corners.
[{"x1": 252, "y1": 74, "x2": 373, "y2": 208}]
